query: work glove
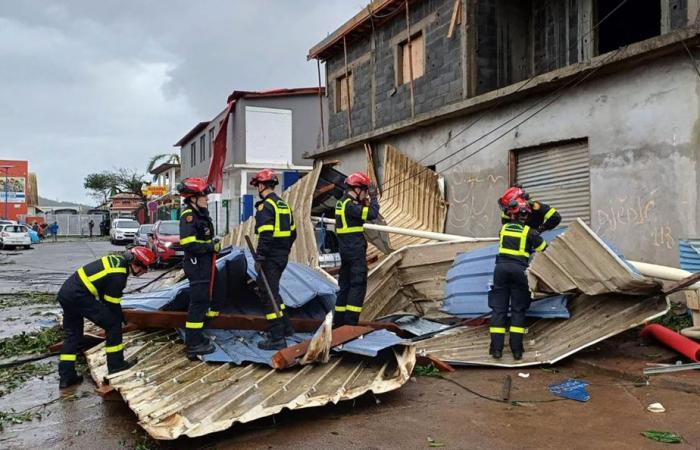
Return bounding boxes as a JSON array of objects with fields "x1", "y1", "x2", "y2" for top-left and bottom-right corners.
[
  {"x1": 213, "y1": 237, "x2": 221, "y2": 253},
  {"x1": 368, "y1": 182, "x2": 378, "y2": 198}
]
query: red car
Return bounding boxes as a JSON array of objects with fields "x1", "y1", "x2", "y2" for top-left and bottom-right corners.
[{"x1": 148, "y1": 220, "x2": 184, "y2": 265}]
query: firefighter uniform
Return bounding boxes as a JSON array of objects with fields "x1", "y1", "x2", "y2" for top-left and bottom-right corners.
[
  {"x1": 500, "y1": 201, "x2": 560, "y2": 232},
  {"x1": 58, "y1": 255, "x2": 129, "y2": 378},
  {"x1": 334, "y1": 194, "x2": 379, "y2": 326},
  {"x1": 489, "y1": 222, "x2": 548, "y2": 358},
  {"x1": 180, "y1": 205, "x2": 216, "y2": 346},
  {"x1": 255, "y1": 192, "x2": 296, "y2": 339}
]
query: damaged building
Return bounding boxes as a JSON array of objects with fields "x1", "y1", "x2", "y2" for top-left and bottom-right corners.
[{"x1": 307, "y1": 0, "x2": 700, "y2": 266}]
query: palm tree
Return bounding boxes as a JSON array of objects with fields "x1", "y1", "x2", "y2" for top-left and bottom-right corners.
[{"x1": 147, "y1": 153, "x2": 181, "y2": 181}]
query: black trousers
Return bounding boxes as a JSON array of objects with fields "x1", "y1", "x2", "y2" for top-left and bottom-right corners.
[
  {"x1": 58, "y1": 293, "x2": 124, "y2": 378},
  {"x1": 259, "y1": 256, "x2": 289, "y2": 340},
  {"x1": 183, "y1": 253, "x2": 213, "y2": 346},
  {"x1": 334, "y1": 249, "x2": 368, "y2": 326},
  {"x1": 488, "y1": 262, "x2": 531, "y2": 353}
]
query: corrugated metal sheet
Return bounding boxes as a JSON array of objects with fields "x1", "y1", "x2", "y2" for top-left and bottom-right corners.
[
  {"x1": 222, "y1": 161, "x2": 324, "y2": 269},
  {"x1": 86, "y1": 331, "x2": 416, "y2": 440},
  {"x1": 443, "y1": 229, "x2": 569, "y2": 319},
  {"x1": 516, "y1": 140, "x2": 590, "y2": 225},
  {"x1": 367, "y1": 145, "x2": 448, "y2": 260},
  {"x1": 679, "y1": 239, "x2": 700, "y2": 272},
  {"x1": 527, "y1": 219, "x2": 662, "y2": 296},
  {"x1": 336, "y1": 329, "x2": 404, "y2": 357}
]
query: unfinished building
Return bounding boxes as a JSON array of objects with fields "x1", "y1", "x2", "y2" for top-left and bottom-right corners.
[{"x1": 307, "y1": 0, "x2": 700, "y2": 266}]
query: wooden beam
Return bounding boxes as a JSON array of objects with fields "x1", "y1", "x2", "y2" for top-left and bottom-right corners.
[
  {"x1": 447, "y1": 0, "x2": 461, "y2": 39},
  {"x1": 271, "y1": 325, "x2": 373, "y2": 369},
  {"x1": 405, "y1": 0, "x2": 416, "y2": 117},
  {"x1": 120, "y1": 309, "x2": 403, "y2": 334},
  {"x1": 343, "y1": 35, "x2": 354, "y2": 137}
]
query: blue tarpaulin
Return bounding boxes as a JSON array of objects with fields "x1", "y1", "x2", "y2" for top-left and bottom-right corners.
[
  {"x1": 679, "y1": 239, "x2": 700, "y2": 272},
  {"x1": 442, "y1": 229, "x2": 570, "y2": 319},
  {"x1": 548, "y1": 378, "x2": 591, "y2": 402}
]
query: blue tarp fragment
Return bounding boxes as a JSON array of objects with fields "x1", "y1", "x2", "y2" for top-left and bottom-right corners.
[
  {"x1": 196, "y1": 330, "x2": 314, "y2": 365},
  {"x1": 336, "y1": 329, "x2": 403, "y2": 357},
  {"x1": 442, "y1": 229, "x2": 570, "y2": 319},
  {"x1": 548, "y1": 378, "x2": 591, "y2": 402},
  {"x1": 679, "y1": 239, "x2": 700, "y2": 272}
]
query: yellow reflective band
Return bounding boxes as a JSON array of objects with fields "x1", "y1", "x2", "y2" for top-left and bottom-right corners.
[
  {"x1": 498, "y1": 224, "x2": 531, "y2": 257},
  {"x1": 361, "y1": 206, "x2": 369, "y2": 220},
  {"x1": 77, "y1": 267, "x2": 99, "y2": 299},
  {"x1": 335, "y1": 305, "x2": 347, "y2": 312},
  {"x1": 510, "y1": 326, "x2": 527, "y2": 334},
  {"x1": 265, "y1": 312, "x2": 278, "y2": 320},
  {"x1": 185, "y1": 321, "x2": 204, "y2": 329},
  {"x1": 206, "y1": 310, "x2": 219, "y2": 317},
  {"x1": 501, "y1": 211, "x2": 510, "y2": 219},
  {"x1": 105, "y1": 343, "x2": 124, "y2": 353},
  {"x1": 535, "y1": 240, "x2": 548, "y2": 252},
  {"x1": 335, "y1": 198, "x2": 365, "y2": 234},
  {"x1": 59, "y1": 354, "x2": 77, "y2": 361},
  {"x1": 346, "y1": 304, "x2": 363, "y2": 313},
  {"x1": 181, "y1": 236, "x2": 212, "y2": 245},
  {"x1": 180, "y1": 208, "x2": 192, "y2": 217},
  {"x1": 256, "y1": 224, "x2": 274, "y2": 234},
  {"x1": 104, "y1": 295, "x2": 121, "y2": 304},
  {"x1": 280, "y1": 303, "x2": 286, "y2": 310},
  {"x1": 544, "y1": 207, "x2": 557, "y2": 221},
  {"x1": 490, "y1": 327, "x2": 506, "y2": 334}
]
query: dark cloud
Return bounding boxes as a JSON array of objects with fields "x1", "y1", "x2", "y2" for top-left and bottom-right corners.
[{"x1": 0, "y1": 0, "x2": 364, "y2": 203}]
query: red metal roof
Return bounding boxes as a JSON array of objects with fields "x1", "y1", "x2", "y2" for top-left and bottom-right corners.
[
  {"x1": 173, "y1": 121, "x2": 210, "y2": 147},
  {"x1": 226, "y1": 87, "x2": 324, "y2": 104}
]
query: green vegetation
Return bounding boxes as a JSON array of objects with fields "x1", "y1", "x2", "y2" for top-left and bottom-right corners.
[
  {"x1": 0, "y1": 326, "x2": 63, "y2": 358},
  {"x1": 0, "y1": 363, "x2": 53, "y2": 396},
  {"x1": 0, "y1": 293, "x2": 57, "y2": 309},
  {"x1": 0, "y1": 409, "x2": 42, "y2": 432},
  {"x1": 642, "y1": 430, "x2": 683, "y2": 444},
  {"x1": 413, "y1": 364, "x2": 442, "y2": 378},
  {"x1": 652, "y1": 311, "x2": 693, "y2": 332}
]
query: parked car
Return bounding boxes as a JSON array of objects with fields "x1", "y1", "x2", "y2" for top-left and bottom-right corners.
[
  {"x1": 148, "y1": 220, "x2": 183, "y2": 264},
  {"x1": 109, "y1": 218, "x2": 140, "y2": 245},
  {"x1": 0, "y1": 224, "x2": 32, "y2": 249},
  {"x1": 0, "y1": 220, "x2": 17, "y2": 227},
  {"x1": 133, "y1": 224, "x2": 154, "y2": 247}
]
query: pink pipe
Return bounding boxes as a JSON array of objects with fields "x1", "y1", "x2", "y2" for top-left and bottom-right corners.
[{"x1": 640, "y1": 324, "x2": 700, "y2": 362}]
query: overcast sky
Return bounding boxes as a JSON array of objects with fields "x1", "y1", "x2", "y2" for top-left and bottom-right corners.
[{"x1": 0, "y1": 0, "x2": 364, "y2": 205}]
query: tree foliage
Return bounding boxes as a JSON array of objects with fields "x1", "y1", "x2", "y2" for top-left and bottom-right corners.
[
  {"x1": 147, "y1": 153, "x2": 180, "y2": 181},
  {"x1": 83, "y1": 169, "x2": 148, "y2": 205}
]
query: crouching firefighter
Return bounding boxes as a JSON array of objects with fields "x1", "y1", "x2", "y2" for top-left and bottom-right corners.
[
  {"x1": 57, "y1": 246, "x2": 156, "y2": 389},
  {"x1": 333, "y1": 172, "x2": 379, "y2": 327},
  {"x1": 489, "y1": 199, "x2": 548, "y2": 360},
  {"x1": 177, "y1": 177, "x2": 221, "y2": 358},
  {"x1": 251, "y1": 169, "x2": 296, "y2": 350}
]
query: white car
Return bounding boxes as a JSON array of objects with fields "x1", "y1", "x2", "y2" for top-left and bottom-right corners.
[
  {"x1": 110, "y1": 218, "x2": 140, "y2": 245},
  {"x1": 0, "y1": 224, "x2": 32, "y2": 249}
]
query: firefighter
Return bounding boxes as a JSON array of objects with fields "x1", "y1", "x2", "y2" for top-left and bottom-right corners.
[
  {"x1": 57, "y1": 246, "x2": 156, "y2": 389},
  {"x1": 251, "y1": 169, "x2": 296, "y2": 350},
  {"x1": 497, "y1": 185, "x2": 561, "y2": 232},
  {"x1": 489, "y1": 199, "x2": 548, "y2": 360},
  {"x1": 333, "y1": 172, "x2": 379, "y2": 327},
  {"x1": 177, "y1": 178, "x2": 221, "y2": 358}
]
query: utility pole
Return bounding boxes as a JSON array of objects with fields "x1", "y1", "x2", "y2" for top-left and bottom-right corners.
[{"x1": 0, "y1": 165, "x2": 14, "y2": 220}]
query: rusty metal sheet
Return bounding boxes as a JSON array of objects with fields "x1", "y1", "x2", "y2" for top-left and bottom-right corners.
[
  {"x1": 85, "y1": 330, "x2": 415, "y2": 440},
  {"x1": 527, "y1": 219, "x2": 663, "y2": 296},
  {"x1": 367, "y1": 145, "x2": 448, "y2": 260}
]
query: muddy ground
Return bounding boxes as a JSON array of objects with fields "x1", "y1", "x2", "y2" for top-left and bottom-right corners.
[{"x1": 1, "y1": 241, "x2": 699, "y2": 449}]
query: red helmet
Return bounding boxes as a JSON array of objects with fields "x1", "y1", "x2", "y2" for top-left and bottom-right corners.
[
  {"x1": 250, "y1": 169, "x2": 279, "y2": 187},
  {"x1": 346, "y1": 172, "x2": 371, "y2": 189},
  {"x1": 499, "y1": 186, "x2": 526, "y2": 210},
  {"x1": 507, "y1": 198, "x2": 531, "y2": 220},
  {"x1": 127, "y1": 246, "x2": 156, "y2": 268},
  {"x1": 177, "y1": 178, "x2": 213, "y2": 199}
]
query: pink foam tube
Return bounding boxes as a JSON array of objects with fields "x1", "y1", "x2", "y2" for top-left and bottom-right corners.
[{"x1": 640, "y1": 324, "x2": 700, "y2": 362}]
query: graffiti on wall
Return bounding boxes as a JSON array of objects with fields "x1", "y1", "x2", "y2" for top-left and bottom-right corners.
[
  {"x1": 447, "y1": 166, "x2": 505, "y2": 234},
  {"x1": 595, "y1": 190, "x2": 676, "y2": 252}
]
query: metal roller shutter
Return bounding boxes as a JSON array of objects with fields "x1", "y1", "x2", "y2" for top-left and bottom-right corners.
[{"x1": 515, "y1": 140, "x2": 590, "y2": 225}]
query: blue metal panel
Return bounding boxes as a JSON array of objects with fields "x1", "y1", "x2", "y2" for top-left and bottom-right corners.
[
  {"x1": 679, "y1": 239, "x2": 700, "y2": 272},
  {"x1": 283, "y1": 171, "x2": 300, "y2": 190},
  {"x1": 240, "y1": 194, "x2": 254, "y2": 221},
  {"x1": 336, "y1": 330, "x2": 403, "y2": 357},
  {"x1": 442, "y1": 228, "x2": 570, "y2": 319}
]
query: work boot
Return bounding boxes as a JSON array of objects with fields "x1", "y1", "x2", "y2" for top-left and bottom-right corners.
[
  {"x1": 489, "y1": 347, "x2": 503, "y2": 359},
  {"x1": 512, "y1": 350, "x2": 523, "y2": 361},
  {"x1": 258, "y1": 335, "x2": 287, "y2": 351},
  {"x1": 59, "y1": 373, "x2": 84, "y2": 389},
  {"x1": 108, "y1": 359, "x2": 136, "y2": 375},
  {"x1": 186, "y1": 341, "x2": 215, "y2": 360},
  {"x1": 509, "y1": 333, "x2": 524, "y2": 361}
]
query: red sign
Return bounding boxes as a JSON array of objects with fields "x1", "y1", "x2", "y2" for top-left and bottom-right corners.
[{"x1": 0, "y1": 160, "x2": 28, "y2": 221}]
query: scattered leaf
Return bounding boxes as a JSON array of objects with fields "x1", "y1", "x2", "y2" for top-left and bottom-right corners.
[{"x1": 642, "y1": 430, "x2": 682, "y2": 444}]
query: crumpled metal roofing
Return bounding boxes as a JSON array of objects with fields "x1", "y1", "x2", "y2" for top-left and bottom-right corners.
[
  {"x1": 443, "y1": 229, "x2": 569, "y2": 319},
  {"x1": 85, "y1": 330, "x2": 416, "y2": 440},
  {"x1": 336, "y1": 329, "x2": 404, "y2": 357},
  {"x1": 679, "y1": 239, "x2": 700, "y2": 272},
  {"x1": 527, "y1": 219, "x2": 662, "y2": 296}
]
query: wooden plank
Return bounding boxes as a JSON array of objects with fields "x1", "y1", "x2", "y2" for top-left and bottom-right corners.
[
  {"x1": 447, "y1": 0, "x2": 461, "y2": 39},
  {"x1": 271, "y1": 325, "x2": 373, "y2": 369},
  {"x1": 121, "y1": 309, "x2": 403, "y2": 334}
]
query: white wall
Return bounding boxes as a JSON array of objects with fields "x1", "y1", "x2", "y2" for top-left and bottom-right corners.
[{"x1": 245, "y1": 106, "x2": 293, "y2": 165}]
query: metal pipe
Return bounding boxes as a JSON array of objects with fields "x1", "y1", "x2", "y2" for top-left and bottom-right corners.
[
  {"x1": 311, "y1": 216, "x2": 497, "y2": 243},
  {"x1": 628, "y1": 260, "x2": 700, "y2": 289}
]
